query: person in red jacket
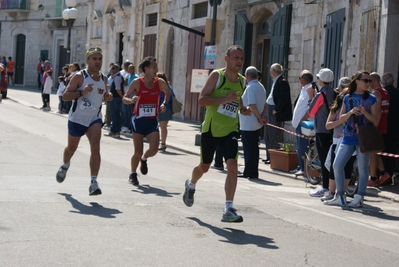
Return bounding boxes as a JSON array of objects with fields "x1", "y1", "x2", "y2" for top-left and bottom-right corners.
[{"x1": 0, "y1": 63, "x2": 7, "y2": 100}]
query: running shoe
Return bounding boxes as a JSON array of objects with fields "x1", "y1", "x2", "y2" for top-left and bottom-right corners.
[
  {"x1": 221, "y1": 207, "x2": 243, "y2": 223},
  {"x1": 129, "y1": 173, "x2": 139, "y2": 185},
  {"x1": 89, "y1": 181, "x2": 102, "y2": 196},
  {"x1": 56, "y1": 165, "x2": 69, "y2": 183},
  {"x1": 308, "y1": 186, "x2": 328, "y2": 197},
  {"x1": 367, "y1": 177, "x2": 379, "y2": 187},
  {"x1": 379, "y1": 172, "x2": 392, "y2": 186},
  {"x1": 140, "y1": 159, "x2": 148, "y2": 175},
  {"x1": 183, "y1": 179, "x2": 195, "y2": 207}
]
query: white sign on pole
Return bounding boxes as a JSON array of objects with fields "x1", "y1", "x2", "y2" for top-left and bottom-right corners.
[
  {"x1": 204, "y1": 45, "x2": 217, "y2": 70},
  {"x1": 190, "y1": 69, "x2": 209, "y2": 93}
]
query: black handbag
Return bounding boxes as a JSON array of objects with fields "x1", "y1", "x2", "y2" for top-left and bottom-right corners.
[{"x1": 349, "y1": 96, "x2": 384, "y2": 153}]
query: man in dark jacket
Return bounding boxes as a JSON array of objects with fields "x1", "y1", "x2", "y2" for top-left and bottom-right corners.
[
  {"x1": 381, "y1": 72, "x2": 399, "y2": 181},
  {"x1": 263, "y1": 63, "x2": 293, "y2": 164}
]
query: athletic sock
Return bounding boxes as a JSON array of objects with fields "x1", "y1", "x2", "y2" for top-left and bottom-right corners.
[
  {"x1": 62, "y1": 162, "x2": 70, "y2": 169},
  {"x1": 187, "y1": 180, "x2": 196, "y2": 190},
  {"x1": 225, "y1": 201, "x2": 233, "y2": 212},
  {"x1": 141, "y1": 155, "x2": 147, "y2": 161},
  {"x1": 91, "y1": 176, "x2": 97, "y2": 183}
]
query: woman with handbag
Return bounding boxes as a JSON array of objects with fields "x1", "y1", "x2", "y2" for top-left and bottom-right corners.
[
  {"x1": 156, "y1": 72, "x2": 173, "y2": 151},
  {"x1": 325, "y1": 71, "x2": 379, "y2": 208}
]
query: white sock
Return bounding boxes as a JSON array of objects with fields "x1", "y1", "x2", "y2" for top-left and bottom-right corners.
[
  {"x1": 141, "y1": 155, "x2": 147, "y2": 161},
  {"x1": 91, "y1": 176, "x2": 97, "y2": 183},
  {"x1": 188, "y1": 180, "x2": 196, "y2": 190},
  {"x1": 62, "y1": 162, "x2": 70, "y2": 169},
  {"x1": 225, "y1": 201, "x2": 233, "y2": 212}
]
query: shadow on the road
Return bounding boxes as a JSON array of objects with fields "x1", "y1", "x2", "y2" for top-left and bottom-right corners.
[
  {"x1": 58, "y1": 193, "x2": 122, "y2": 218},
  {"x1": 246, "y1": 178, "x2": 282, "y2": 186},
  {"x1": 132, "y1": 184, "x2": 180, "y2": 197},
  {"x1": 348, "y1": 204, "x2": 399, "y2": 221},
  {"x1": 187, "y1": 217, "x2": 278, "y2": 249},
  {"x1": 158, "y1": 150, "x2": 184, "y2": 156}
]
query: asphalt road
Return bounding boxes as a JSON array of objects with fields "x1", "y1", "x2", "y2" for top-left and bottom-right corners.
[{"x1": 1, "y1": 99, "x2": 399, "y2": 267}]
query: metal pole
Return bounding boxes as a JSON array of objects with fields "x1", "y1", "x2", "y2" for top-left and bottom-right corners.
[{"x1": 210, "y1": 0, "x2": 217, "y2": 45}]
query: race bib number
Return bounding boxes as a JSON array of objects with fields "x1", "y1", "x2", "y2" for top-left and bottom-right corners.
[
  {"x1": 217, "y1": 101, "x2": 239, "y2": 118},
  {"x1": 139, "y1": 104, "x2": 156, "y2": 117},
  {"x1": 79, "y1": 97, "x2": 96, "y2": 110}
]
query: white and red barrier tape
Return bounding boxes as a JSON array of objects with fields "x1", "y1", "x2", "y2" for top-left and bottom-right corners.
[
  {"x1": 265, "y1": 122, "x2": 399, "y2": 158},
  {"x1": 265, "y1": 122, "x2": 315, "y2": 141}
]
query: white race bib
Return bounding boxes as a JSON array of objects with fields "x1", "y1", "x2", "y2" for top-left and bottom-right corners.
[
  {"x1": 139, "y1": 104, "x2": 156, "y2": 117},
  {"x1": 79, "y1": 97, "x2": 96, "y2": 110},
  {"x1": 217, "y1": 101, "x2": 239, "y2": 118}
]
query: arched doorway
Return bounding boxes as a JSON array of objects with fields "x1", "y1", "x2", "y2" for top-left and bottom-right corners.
[{"x1": 15, "y1": 34, "x2": 26, "y2": 85}]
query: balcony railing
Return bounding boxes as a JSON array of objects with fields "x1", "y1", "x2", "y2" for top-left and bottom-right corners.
[{"x1": 0, "y1": 0, "x2": 30, "y2": 10}]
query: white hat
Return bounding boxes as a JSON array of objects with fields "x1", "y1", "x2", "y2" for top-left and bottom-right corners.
[{"x1": 316, "y1": 68, "x2": 334, "y2": 83}]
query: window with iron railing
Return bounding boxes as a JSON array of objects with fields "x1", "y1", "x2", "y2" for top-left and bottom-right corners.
[
  {"x1": 147, "y1": 13, "x2": 158, "y2": 27},
  {"x1": 193, "y1": 2, "x2": 207, "y2": 19}
]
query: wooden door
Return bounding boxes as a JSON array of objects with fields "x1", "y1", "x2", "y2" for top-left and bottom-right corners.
[
  {"x1": 184, "y1": 26, "x2": 205, "y2": 122},
  {"x1": 267, "y1": 4, "x2": 292, "y2": 93}
]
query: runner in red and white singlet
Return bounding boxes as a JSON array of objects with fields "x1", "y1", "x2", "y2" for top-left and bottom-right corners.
[{"x1": 122, "y1": 56, "x2": 171, "y2": 185}]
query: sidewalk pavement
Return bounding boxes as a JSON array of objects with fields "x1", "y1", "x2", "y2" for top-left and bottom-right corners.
[{"x1": 4, "y1": 85, "x2": 399, "y2": 202}]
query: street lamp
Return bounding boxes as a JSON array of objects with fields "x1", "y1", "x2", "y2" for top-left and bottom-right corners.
[{"x1": 62, "y1": 0, "x2": 78, "y2": 55}]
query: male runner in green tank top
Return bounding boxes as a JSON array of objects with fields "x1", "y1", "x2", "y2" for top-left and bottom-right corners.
[{"x1": 182, "y1": 45, "x2": 250, "y2": 222}]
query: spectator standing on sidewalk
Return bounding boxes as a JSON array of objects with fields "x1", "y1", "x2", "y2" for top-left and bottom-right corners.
[
  {"x1": 122, "y1": 56, "x2": 171, "y2": 185},
  {"x1": 104, "y1": 64, "x2": 118, "y2": 130},
  {"x1": 182, "y1": 45, "x2": 249, "y2": 223},
  {"x1": 42, "y1": 70, "x2": 53, "y2": 111},
  {"x1": 325, "y1": 71, "x2": 378, "y2": 207},
  {"x1": 40, "y1": 60, "x2": 52, "y2": 109},
  {"x1": 291, "y1": 70, "x2": 315, "y2": 176},
  {"x1": 263, "y1": 63, "x2": 292, "y2": 165},
  {"x1": 57, "y1": 76, "x2": 66, "y2": 114},
  {"x1": 1, "y1": 56, "x2": 7, "y2": 68},
  {"x1": 308, "y1": 68, "x2": 335, "y2": 197},
  {"x1": 0, "y1": 63, "x2": 7, "y2": 101},
  {"x1": 381, "y1": 72, "x2": 399, "y2": 183},
  {"x1": 37, "y1": 58, "x2": 44, "y2": 89},
  {"x1": 156, "y1": 71, "x2": 174, "y2": 151},
  {"x1": 368, "y1": 72, "x2": 391, "y2": 187},
  {"x1": 238, "y1": 66, "x2": 267, "y2": 179},
  {"x1": 120, "y1": 61, "x2": 132, "y2": 133},
  {"x1": 56, "y1": 47, "x2": 113, "y2": 196},
  {"x1": 107, "y1": 64, "x2": 125, "y2": 138},
  {"x1": 7, "y1": 57, "x2": 15, "y2": 86},
  {"x1": 323, "y1": 79, "x2": 356, "y2": 202}
]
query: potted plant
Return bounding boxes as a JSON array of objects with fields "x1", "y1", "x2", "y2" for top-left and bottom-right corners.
[{"x1": 268, "y1": 142, "x2": 298, "y2": 172}]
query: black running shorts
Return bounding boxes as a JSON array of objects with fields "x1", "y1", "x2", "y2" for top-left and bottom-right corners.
[{"x1": 200, "y1": 131, "x2": 239, "y2": 164}]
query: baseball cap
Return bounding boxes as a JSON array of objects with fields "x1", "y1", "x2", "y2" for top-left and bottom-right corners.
[{"x1": 316, "y1": 68, "x2": 334, "y2": 83}]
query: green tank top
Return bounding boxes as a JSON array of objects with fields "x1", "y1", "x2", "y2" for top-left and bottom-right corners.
[{"x1": 202, "y1": 69, "x2": 244, "y2": 137}]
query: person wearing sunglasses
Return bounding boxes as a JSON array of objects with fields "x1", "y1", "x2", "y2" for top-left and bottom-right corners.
[
  {"x1": 56, "y1": 47, "x2": 113, "y2": 196},
  {"x1": 324, "y1": 71, "x2": 378, "y2": 207}
]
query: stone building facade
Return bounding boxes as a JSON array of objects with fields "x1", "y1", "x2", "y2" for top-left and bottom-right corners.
[
  {"x1": 0, "y1": 0, "x2": 89, "y2": 86},
  {"x1": 1, "y1": 0, "x2": 398, "y2": 123}
]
